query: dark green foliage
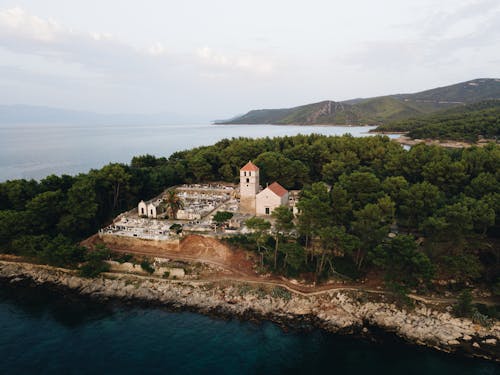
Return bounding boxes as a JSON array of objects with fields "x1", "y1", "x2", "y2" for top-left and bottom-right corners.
[
  {"x1": 140, "y1": 259, "x2": 155, "y2": 274},
  {"x1": 386, "y1": 281, "x2": 414, "y2": 308},
  {"x1": 453, "y1": 290, "x2": 474, "y2": 317},
  {"x1": 0, "y1": 133, "x2": 499, "y2": 288},
  {"x1": 78, "y1": 244, "x2": 111, "y2": 277},
  {"x1": 376, "y1": 99, "x2": 500, "y2": 141},
  {"x1": 270, "y1": 286, "x2": 292, "y2": 301},
  {"x1": 115, "y1": 253, "x2": 133, "y2": 264},
  {"x1": 213, "y1": 211, "x2": 234, "y2": 226},
  {"x1": 371, "y1": 235, "x2": 434, "y2": 287},
  {"x1": 79, "y1": 260, "x2": 110, "y2": 278},
  {"x1": 169, "y1": 223, "x2": 183, "y2": 234}
]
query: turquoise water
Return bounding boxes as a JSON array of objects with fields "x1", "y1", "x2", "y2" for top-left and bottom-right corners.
[
  {"x1": 0, "y1": 123, "x2": 387, "y2": 181},
  {"x1": 0, "y1": 282, "x2": 497, "y2": 374}
]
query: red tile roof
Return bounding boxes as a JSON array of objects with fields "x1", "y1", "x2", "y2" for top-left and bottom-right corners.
[
  {"x1": 267, "y1": 182, "x2": 288, "y2": 197},
  {"x1": 241, "y1": 161, "x2": 259, "y2": 172}
]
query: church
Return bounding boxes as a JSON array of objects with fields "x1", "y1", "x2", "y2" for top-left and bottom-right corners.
[{"x1": 239, "y1": 161, "x2": 289, "y2": 216}]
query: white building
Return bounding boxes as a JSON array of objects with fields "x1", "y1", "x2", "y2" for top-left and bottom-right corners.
[
  {"x1": 138, "y1": 199, "x2": 164, "y2": 218},
  {"x1": 256, "y1": 182, "x2": 289, "y2": 216}
]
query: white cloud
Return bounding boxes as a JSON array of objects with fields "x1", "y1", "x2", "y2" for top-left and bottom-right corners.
[
  {"x1": 147, "y1": 42, "x2": 166, "y2": 56},
  {"x1": 0, "y1": 7, "x2": 61, "y2": 42},
  {"x1": 197, "y1": 46, "x2": 274, "y2": 75}
]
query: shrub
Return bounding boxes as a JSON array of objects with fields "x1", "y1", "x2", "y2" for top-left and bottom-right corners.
[
  {"x1": 115, "y1": 253, "x2": 133, "y2": 264},
  {"x1": 471, "y1": 309, "x2": 493, "y2": 328},
  {"x1": 79, "y1": 260, "x2": 110, "y2": 278},
  {"x1": 140, "y1": 259, "x2": 155, "y2": 274},
  {"x1": 271, "y1": 286, "x2": 292, "y2": 301},
  {"x1": 387, "y1": 281, "x2": 414, "y2": 308},
  {"x1": 453, "y1": 290, "x2": 473, "y2": 317},
  {"x1": 238, "y1": 284, "x2": 252, "y2": 296}
]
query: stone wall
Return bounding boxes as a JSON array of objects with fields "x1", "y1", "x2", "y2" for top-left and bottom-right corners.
[
  {"x1": 239, "y1": 196, "x2": 256, "y2": 215},
  {"x1": 99, "y1": 234, "x2": 180, "y2": 253}
]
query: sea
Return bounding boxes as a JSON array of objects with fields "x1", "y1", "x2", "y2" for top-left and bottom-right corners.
[
  {"x1": 0, "y1": 122, "x2": 498, "y2": 374},
  {"x1": 0, "y1": 281, "x2": 498, "y2": 375},
  {"x1": 1, "y1": 122, "x2": 389, "y2": 181}
]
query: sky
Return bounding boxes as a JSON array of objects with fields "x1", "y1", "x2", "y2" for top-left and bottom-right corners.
[{"x1": 0, "y1": 0, "x2": 499, "y2": 121}]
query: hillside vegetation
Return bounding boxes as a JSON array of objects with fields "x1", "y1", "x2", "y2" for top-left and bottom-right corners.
[
  {"x1": 218, "y1": 78, "x2": 500, "y2": 125},
  {"x1": 375, "y1": 100, "x2": 500, "y2": 142},
  {"x1": 1, "y1": 135, "x2": 499, "y2": 297}
]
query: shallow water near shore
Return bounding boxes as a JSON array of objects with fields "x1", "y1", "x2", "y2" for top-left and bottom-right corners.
[{"x1": 0, "y1": 282, "x2": 497, "y2": 375}]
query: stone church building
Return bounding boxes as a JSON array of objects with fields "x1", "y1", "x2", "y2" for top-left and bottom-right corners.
[{"x1": 239, "y1": 161, "x2": 289, "y2": 216}]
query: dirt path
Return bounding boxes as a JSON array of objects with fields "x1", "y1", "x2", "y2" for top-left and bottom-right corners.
[
  {"x1": 80, "y1": 235, "x2": 499, "y2": 306},
  {"x1": 0, "y1": 256, "x2": 497, "y2": 307}
]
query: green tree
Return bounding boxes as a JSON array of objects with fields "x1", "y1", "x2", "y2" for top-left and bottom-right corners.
[
  {"x1": 25, "y1": 190, "x2": 64, "y2": 234},
  {"x1": 57, "y1": 176, "x2": 98, "y2": 238},
  {"x1": 371, "y1": 235, "x2": 434, "y2": 287},
  {"x1": 351, "y1": 197, "x2": 395, "y2": 269},
  {"x1": 271, "y1": 206, "x2": 295, "y2": 269},
  {"x1": 399, "y1": 181, "x2": 442, "y2": 231},
  {"x1": 97, "y1": 163, "x2": 131, "y2": 212},
  {"x1": 254, "y1": 151, "x2": 309, "y2": 189},
  {"x1": 297, "y1": 182, "x2": 333, "y2": 251},
  {"x1": 245, "y1": 216, "x2": 271, "y2": 265},
  {"x1": 213, "y1": 211, "x2": 234, "y2": 230},
  {"x1": 338, "y1": 171, "x2": 382, "y2": 210},
  {"x1": 164, "y1": 190, "x2": 184, "y2": 219}
]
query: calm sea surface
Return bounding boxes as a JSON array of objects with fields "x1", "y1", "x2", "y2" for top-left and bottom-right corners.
[
  {"x1": 0, "y1": 123, "x2": 388, "y2": 181},
  {"x1": 1, "y1": 123, "x2": 497, "y2": 374},
  {"x1": 0, "y1": 282, "x2": 498, "y2": 375}
]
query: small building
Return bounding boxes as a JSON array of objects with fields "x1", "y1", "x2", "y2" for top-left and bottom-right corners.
[
  {"x1": 138, "y1": 200, "x2": 148, "y2": 217},
  {"x1": 256, "y1": 182, "x2": 289, "y2": 216},
  {"x1": 138, "y1": 199, "x2": 164, "y2": 218}
]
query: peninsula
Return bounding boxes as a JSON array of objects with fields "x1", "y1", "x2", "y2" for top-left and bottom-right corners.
[
  {"x1": 1, "y1": 134, "x2": 499, "y2": 362},
  {"x1": 217, "y1": 78, "x2": 500, "y2": 126}
]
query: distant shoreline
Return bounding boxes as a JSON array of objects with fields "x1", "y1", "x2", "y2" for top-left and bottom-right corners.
[{"x1": 213, "y1": 122, "x2": 376, "y2": 127}]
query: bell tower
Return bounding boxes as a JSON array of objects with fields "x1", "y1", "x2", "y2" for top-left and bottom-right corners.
[{"x1": 240, "y1": 161, "x2": 259, "y2": 214}]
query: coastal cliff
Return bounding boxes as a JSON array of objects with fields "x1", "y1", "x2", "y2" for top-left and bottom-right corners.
[{"x1": 0, "y1": 260, "x2": 498, "y2": 362}]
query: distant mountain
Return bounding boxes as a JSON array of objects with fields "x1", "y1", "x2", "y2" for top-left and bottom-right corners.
[
  {"x1": 374, "y1": 99, "x2": 500, "y2": 142},
  {"x1": 217, "y1": 78, "x2": 500, "y2": 125},
  {"x1": 0, "y1": 105, "x2": 197, "y2": 125}
]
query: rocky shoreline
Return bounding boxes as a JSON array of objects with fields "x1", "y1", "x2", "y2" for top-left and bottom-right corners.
[{"x1": 0, "y1": 260, "x2": 498, "y2": 362}]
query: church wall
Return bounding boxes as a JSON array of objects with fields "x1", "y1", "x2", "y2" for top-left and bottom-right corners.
[
  {"x1": 138, "y1": 201, "x2": 147, "y2": 217},
  {"x1": 256, "y1": 189, "x2": 287, "y2": 216}
]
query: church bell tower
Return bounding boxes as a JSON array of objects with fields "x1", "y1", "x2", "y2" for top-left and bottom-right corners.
[{"x1": 239, "y1": 161, "x2": 259, "y2": 214}]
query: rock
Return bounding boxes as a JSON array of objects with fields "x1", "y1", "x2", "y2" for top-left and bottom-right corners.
[
  {"x1": 483, "y1": 338, "x2": 497, "y2": 345},
  {"x1": 1, "y1": 259, "x2": 499, "y2": 362}
]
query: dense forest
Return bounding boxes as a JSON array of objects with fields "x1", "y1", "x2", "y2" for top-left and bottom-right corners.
[
  {"x1": 0, "y1": 134, "x2": 499, "y2": 297},
  {"x1": 375, "y1": 100, "x2": 500, "y2": 142}
]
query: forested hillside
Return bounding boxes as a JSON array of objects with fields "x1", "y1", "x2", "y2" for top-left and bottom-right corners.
[
  {"x1": 218, "y1": 78, "x2": 500, "y2": 125},
  {"x1": 0, "y1": 135, "x2": 499, "y2": 296},
  {"x1": 375, "y1": 100, "x2": 500, "y2": 141}
]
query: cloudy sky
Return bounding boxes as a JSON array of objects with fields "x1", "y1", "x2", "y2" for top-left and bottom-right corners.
[{"x1": 0, "y1": 0, "x2": 499, "y2": 120}]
